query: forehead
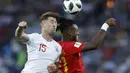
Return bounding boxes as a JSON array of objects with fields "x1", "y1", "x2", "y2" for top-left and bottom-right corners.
[{"x1": 47, "y1": 17, "x2": 56, "y2": 21}]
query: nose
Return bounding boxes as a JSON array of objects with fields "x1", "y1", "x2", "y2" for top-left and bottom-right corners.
[
  {"x1": 53, "y1": 23, "x2": 57, "y2": 30},
  {"x1": 54, "y1": 22, "x2": 57, "y2": 27}
]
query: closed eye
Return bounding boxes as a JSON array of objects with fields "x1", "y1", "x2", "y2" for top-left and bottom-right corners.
[{"x1": 50, "y1": 20, "x2": 57, "y2": 24}]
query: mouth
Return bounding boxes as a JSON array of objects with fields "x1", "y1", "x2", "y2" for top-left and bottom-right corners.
[
  {"x1": 53, "y1": 28, "x2": 56, "y2": 32},
  {"x1": 54, "y1": 27, "x2": 57, "y2": 30}
]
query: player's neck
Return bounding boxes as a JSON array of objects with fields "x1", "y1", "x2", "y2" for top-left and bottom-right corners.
[
  {"x1": 62, "y1": 36, "x2": 71, "y2": 42},
  {"x1": 41, "y1": 30, "x2": 52, "y2": 42}
]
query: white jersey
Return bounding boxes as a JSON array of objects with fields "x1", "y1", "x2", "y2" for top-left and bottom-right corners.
[{"x1": 21, "y1": 33, "x2": 62, "y2": 73}]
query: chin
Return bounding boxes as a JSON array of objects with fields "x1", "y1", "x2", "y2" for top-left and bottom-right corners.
[
  {"x1": 50, "y1": 32, "x2": 54, "y2": 36},
  {"x1": 50, "y1": 30, "x2": 55, "y2": 35}
]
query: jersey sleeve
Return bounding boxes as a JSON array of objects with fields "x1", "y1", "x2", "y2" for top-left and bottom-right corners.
[
  {"x1": 24, "y1": 33, "x2": 38, "y2": 44},
  {"x1": 63, "y1": 42, "x2": 83, "y2": 55}
]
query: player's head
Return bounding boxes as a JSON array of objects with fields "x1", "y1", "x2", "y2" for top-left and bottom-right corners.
[
  {"x1": 57, "y1": 18, "x2": 79, "y2": 41},
  {"x1": 40, "y1": 12, "x2": 59, "y2": 35}
]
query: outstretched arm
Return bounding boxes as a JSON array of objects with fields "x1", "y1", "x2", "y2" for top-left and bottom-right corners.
[
  {"x1": 81, "y1": 18, "x2": 116, "y2": 52},
  {"x1": 15, "y1": 21, "x2": 29, "y2": 43}
]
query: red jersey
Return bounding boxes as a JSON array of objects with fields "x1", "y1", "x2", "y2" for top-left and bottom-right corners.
[{"x1": 58, "y1": 41, "x2": 84, "y2": 73}]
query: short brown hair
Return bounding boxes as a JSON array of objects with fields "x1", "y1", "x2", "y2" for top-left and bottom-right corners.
[{"x1": 40, "y1": 12, "x2": 59, "y2": 22}]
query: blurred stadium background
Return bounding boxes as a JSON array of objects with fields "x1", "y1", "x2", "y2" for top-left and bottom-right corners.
[{"x1": 0, "y1": 0, "x2": 130, "y2": 73}]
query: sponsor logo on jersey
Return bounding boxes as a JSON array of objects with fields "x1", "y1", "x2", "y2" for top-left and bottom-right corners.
[{"x1": 74, "y1": 42, "x2": 81, "y2": 48}]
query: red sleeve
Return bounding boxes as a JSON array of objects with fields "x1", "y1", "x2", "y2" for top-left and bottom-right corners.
[{"x1": 63, "y1": 42, "x2": 83, "y2": 55}]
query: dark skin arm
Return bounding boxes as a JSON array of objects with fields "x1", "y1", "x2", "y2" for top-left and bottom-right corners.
[{"x1": 81, "y1": 18, "x2": 116, "y2": 52}]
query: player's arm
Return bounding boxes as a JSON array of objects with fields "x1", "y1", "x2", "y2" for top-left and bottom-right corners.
[
  {"x1": 48, "y1": 63, "x2": 60, "y2": 73},
  {"x1": 15, "y1": 21, "x2": 29, "y2": 43},
  {"x1": 81, "y1": 18, "x2": 116, "y2": 52}
]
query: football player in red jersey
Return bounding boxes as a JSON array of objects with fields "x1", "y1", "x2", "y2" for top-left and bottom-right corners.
[{"x1": 48, "y1": 17, "x2": 116, "y2": 73}]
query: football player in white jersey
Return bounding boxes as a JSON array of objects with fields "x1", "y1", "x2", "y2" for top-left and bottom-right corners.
[{"x1": 15, "y1": 12, "x2": 62, "y2": 73}]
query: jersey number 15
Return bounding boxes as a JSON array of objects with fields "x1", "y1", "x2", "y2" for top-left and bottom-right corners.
[{"x1": 39, "y1": 44, "x2": 46, "y2": 52}]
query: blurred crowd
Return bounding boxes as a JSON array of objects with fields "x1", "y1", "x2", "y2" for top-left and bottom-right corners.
[{"x1": 0, "y1": 0, "x2": 130, "y2": 73}]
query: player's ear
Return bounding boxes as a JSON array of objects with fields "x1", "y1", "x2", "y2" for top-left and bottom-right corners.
[
  {"x1": 68, "y1": 30, "x2": 72, "y2": 36},
  {"x1": 40, "y1": 20, "x2": 45, "y2": 28},
  {"x1": 40, "y1": 22, "x2": 43, "y2": 28}
]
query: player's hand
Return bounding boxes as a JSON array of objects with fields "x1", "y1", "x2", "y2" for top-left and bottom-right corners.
[
  {"x1": 48, "y1": 64, "x2": 57, "y2": 73},
  {"x1": 18, "y1": 21, "x2": 27, "y2": 29},
  {"x1": 105, "y1": 18, "x2": 116, "y2": 26}
]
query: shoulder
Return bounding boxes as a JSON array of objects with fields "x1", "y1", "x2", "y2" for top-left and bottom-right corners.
[
  {"x1": 24, "y1": 33, "x2": 40, "y2": 44},
  {"x1": 27, "y1": 33, "x2": 41, "y2": 39},
  {"x1": 53, "y1": 40, "x2": 62, "y2": 48},
  {"x1": 28, "y1": 33, "x2": 40, "y2": 36},
  {"x1": 59, "y1": 41, "x2": 81, "y2": 45},
  {"x1": 60, "y1": 41, "x2": 83, "y2": 48},
  {"x1": 27, "y1": 33, "x2": 41, "y2": 41},
  {"x1": 73, "y1": 42, "x2": 83, "y2": 48},
  {"x1": 58, "y1": 41, "x2": 75, "y2": 44}
]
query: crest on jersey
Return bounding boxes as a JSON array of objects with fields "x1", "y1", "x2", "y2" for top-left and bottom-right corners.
[{"x1": 74, "y1": 42, "x2": 82, "y2": 48}]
